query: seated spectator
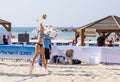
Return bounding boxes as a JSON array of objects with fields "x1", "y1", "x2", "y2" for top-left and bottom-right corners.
[
  {"x1": 108, "y1": 40, "x2": 113, "y2": 47},
  {"x1": 31, "y1": 35, "x2": 38, "y2": 40},
  {"x1": 110, "y1": 37, "x2": 114, "y2": 42},
  {"x1": 69, "y1": 39, "x2": 78, "y2": 46},
  {"x1": 66, "y1": 49, "x2": 74, "y2": 64},
  {"x1": 114, "y1": 34, "x2": 119, "y2": 42}
]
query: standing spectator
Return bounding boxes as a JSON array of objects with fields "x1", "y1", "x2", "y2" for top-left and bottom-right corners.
[
  {"x1": 97, "y1": 33, "x2": 105, "y2": 46},
  {"x1": 25, "y1": 31, "x2": 27, "y2": 34},
  {"x1": 3, "y1": 35, "x2": 8, "y2": 45},
  {"x1": 43, "y1": 34, "x2": 52, "y2": 69}
]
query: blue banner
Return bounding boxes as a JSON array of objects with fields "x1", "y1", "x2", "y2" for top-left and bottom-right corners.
[{"x1": 0, "y1": 45, "x2": 35, "y2": 59}]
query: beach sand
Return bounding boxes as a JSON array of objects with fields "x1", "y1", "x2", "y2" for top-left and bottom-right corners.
[{"x1": 0, "y1": 60, "x2": 120, "y2": 82}]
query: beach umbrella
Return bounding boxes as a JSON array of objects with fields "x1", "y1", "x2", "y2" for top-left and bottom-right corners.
[
  {"x1": 31, "y1": 27, "x2": 39, "y2": 34},
  {"x1": 44, "y1": 25, "x2": 61, "y2": 35},
  {"x1": 31, "y1": 25, "x2": 61, "y2": 35}
]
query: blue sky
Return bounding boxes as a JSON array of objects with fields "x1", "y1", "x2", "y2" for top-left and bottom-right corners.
[{"x1": 0, "y1": 0, "x2": 120, "y2": 27}]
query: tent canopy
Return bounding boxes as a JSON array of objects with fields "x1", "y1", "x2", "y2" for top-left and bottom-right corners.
[
  {"x1": 76, "y1": 15, "x2": 120, "y2": 46},
  {"x1": 0, "y1": 19, "x2": 11, "y2": 31}
]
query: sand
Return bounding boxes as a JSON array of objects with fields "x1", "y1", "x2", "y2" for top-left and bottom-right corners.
[{"x1": 0, "y1": 60, "x2": 120, "y2": 82}]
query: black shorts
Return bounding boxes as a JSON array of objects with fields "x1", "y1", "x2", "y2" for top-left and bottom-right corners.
[
  {"x1": 44, "y1": 48, "x2": 50, "y2": 59},
  {"x1": 37, "y1": 43, "x2": 43, "y2": 47}
]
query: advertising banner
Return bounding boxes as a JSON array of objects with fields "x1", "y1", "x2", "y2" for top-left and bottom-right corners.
[{"x1": 0, "y1": 45, "x2": 35, "y2": 59}]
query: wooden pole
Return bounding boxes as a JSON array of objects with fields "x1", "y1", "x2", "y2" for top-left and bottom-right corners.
[
  {"x1": 80, "y1": 29, "x2": 85, "y2": 46},
  {"x1": 75, "y1": 30, "x2": 80, "y2": 43}
]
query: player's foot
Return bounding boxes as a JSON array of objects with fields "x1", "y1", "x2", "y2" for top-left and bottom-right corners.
[{"x1": 29, "y1": 65, "x2": 34, "y2": 75}]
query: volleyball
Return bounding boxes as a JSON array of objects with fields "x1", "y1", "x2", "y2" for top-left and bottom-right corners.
[{"x1": 42, "y1": 14, "x2": 47, "y2": 19}]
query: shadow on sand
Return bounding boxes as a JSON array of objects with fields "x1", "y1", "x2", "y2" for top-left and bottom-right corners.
[{"x1": 0, "y1": 62, "x2": 29, "y2": 67}]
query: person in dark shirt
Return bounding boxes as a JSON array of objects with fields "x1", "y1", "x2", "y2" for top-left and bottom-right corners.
[
  {"x1": 108, "y1": 40, "x2": 113, "y2": 47},
  {"x1": 97, "y1": 33, "x2": 105, "y2": 46},
  {"x1": 3, "y1": 35, "x2": 8, "y2": 45}
]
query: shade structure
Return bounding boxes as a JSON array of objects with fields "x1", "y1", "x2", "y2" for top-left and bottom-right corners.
[
  {"x1": 0, "y1": 19, "x2": 11, "y2": 31},
  {"x1": 76, "y1": 15, "x2": 120, "y2": 46}
]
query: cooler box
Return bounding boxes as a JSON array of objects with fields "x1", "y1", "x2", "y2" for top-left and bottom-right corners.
[{"x1": 89, "y1": 56, "x2": 100, "y2": 65}]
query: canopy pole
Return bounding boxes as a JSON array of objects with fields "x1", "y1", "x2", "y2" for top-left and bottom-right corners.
[
  {"x1": 75, "y1": 30, "x2": 79, "y2": 43},
  {"x1": 80, "y1": 29, "x2": 85, "y2": 46}
]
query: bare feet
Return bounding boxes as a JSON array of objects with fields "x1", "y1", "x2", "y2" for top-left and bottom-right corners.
[{"x1": 29, "y1": 65, "x2": 34, "y2": 75}]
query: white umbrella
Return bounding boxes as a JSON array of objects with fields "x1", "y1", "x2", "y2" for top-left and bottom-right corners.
[
  {"x1": 44, "y1": 25, "x2": 61, "y2": 35},
  {"x1": 31, "y1": 27, "x2": 39, "y2": 34},
  {"x1": 31, "y1": 25, "x2": 61, "y2": 35}
]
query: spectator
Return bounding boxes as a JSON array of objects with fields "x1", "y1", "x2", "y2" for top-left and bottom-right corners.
[
  {"x1": 3, "y1": 35, "x2": 8, "y2": 45},
  {"x1": 69, "y1": 39, "x2": 78, "y2": 46},
  {"x1": 108, "y1": 40, "x2": 113, "y2": 47},
  {"x1": 37, "y1": 34, "x2": 57, "y2": 69},
  {"x1": 114, "y1": 34, "x2": 119, "y2": 42},
  {"x1": 25, "y1": 31, "x2": 28, "y2": 34},
  {"x1": 97, "y1": 33, "x2": 105, "y2": 46},
  {"x1": 43, "y1": 34, "x2": 52, "y2": 69}
]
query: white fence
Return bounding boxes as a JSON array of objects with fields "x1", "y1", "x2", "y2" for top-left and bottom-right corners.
[
  {"x1": 0, "y1": 45, "x2": 120, "y2": 64},
  {"x1": 51, "y1": 46, "x2": 120, "y2": 64}
]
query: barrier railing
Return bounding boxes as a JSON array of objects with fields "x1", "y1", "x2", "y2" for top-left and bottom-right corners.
[{"x1": 0, "y1": 45, "x2": 120, "y2": 64}]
